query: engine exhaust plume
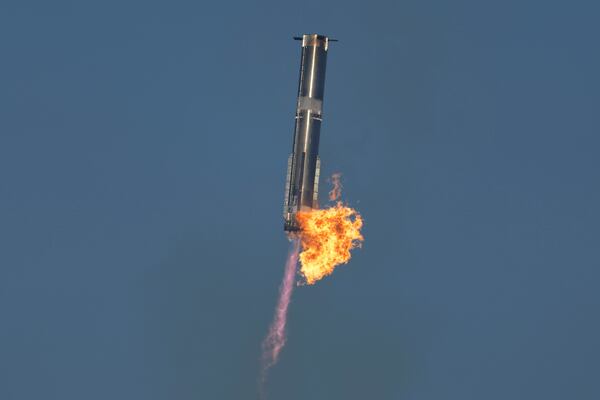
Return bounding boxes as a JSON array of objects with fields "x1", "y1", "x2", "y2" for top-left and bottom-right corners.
[
  {"x1": 328, "y1": 172, "x2": 343, "y2": 201},
  {"x1": 259, "y1": 239, "x2": 300, "y2": 397},
  {"x1": 297, "y1": 175, "x2": 364, "y2": 285}
]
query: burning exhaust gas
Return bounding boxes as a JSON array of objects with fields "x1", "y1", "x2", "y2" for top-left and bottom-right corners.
[
  {"x1": 296, "y1": 181, "x2": 363, "y2": 285},
  {"x1": 259, "y1": 174, "x2": 363, "y2": 398}
]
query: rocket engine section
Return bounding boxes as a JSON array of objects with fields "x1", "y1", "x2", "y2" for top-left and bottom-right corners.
[{"x1": 283, "y1": 34, "x2": 333, "y2": 232}]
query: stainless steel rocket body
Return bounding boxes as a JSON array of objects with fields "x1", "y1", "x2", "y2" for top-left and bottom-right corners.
[{"x1": 283, "y1": 34, "x2": 331, "y2": 232}]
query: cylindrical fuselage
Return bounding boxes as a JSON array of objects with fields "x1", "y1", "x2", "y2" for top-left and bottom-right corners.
[{"x1": 283, "y1": 34, "x2": 330, "y2": 232}]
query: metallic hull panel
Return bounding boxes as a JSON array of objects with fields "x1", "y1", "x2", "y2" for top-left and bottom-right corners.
[{"x1": 283, "y1": 34, "x2": 331, "y2": 232}]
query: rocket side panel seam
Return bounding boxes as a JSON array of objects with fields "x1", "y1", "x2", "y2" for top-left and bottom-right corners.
[
  {"x1": 313, "y1": 156, "x2": 320, "y2": 208},
  {"x1": 283, "y1": 153, "x2": 293, "y2": 217}
]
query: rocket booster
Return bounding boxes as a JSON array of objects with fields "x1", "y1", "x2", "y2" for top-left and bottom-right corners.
[{"x1": 283, "y1": 34, "x2": 333, "y2": 232}]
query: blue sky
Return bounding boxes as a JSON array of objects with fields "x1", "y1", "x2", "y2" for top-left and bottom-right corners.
[{"x1": 1, "y1": 1, "x2": 599, "y2": 399}]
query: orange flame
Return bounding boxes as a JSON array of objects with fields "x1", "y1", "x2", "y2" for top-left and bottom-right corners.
[{"x1": 296, "y1": 175, "x2": 363, "y2": 285}]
